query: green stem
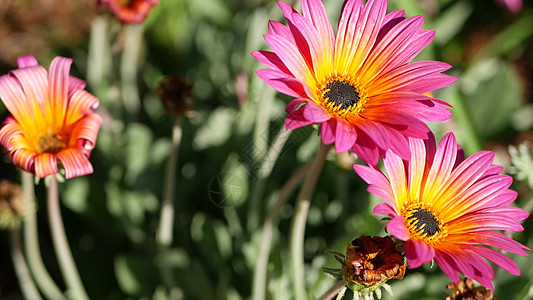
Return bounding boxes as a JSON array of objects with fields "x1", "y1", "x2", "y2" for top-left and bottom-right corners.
[
  {"x1": 251, "y1": 159, "x2": 312, "y2": 300},
  {"x1": 289, "y1": 142, "x2": 329, "y2": 300},
  {"x1": 121, "y1": 24, "x2": 143, "y2": 115},
  {"x1": 157, "y1": 116, "x2": 183, "y2": 246},
  {"x1": 10, "y1": 227, "x2": 42, "y2": 300},
  {"x1": 450, "y1": 89, "x2": 483, "y2": 154},
  {"x1": 87, "y1": 15, "x2": 111, "y2": 104},
  {"x1": 247, "y1": 83, "x2": 276, "y2": 231},
  {"x1": 318, "y1": 281, "x2": 345, "y2": 300},
  {"x1": 21, "y1": 171, "x2": 65, "y2": 300},
  {"x1": 47, "y1": 176, "x2": 88, "y2": 300}
]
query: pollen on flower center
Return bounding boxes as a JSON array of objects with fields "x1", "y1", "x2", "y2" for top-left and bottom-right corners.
[
  {"x1": 36, "y1": 133, "x2": 67, "y2": 154},
  {"x1": 324, "y1": 80, "x2": 360, "y2": 110},
  {"x1": 405, "y1": 207, "x2": 444, "y2": 240}
]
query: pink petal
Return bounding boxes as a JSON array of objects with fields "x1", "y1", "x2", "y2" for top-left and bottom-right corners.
[
  {"x1": 268, "y1": 20, "x2": 295, "y2": 43},
  {"x1": 351, "y1": 129, "x2": 379, "y2": 165},
  {"x1": 382, "y1": 149, "x2": 408, "y2": 202},
  {"x1": 285, "y1": 108, "x2": 315, "y2": 130},
  {"x1": 422, "y1": 132, "x2": 457, "y2": 200},
  {"x1": 65, "y1": 90, "x2": 100, "y2": 127},
  {"x1": 303, "y1": 101, "x2": 330, "y2": 122},
  {"x1": 376, "y1": 10, "x2": 405, "y2": 43},
  {"x1": 286, "y1": 98, "x2": 309, "y2": 113},
  {"x1": 68, "y1": 76, "x2": 87, "y2": 97},
  {"x1": 301, "y1": 0, "x2": 335, "y2": 58},
  {"x1": 406, "y1": 137, "x2": 426, "y2": 201},
  {"x1": 319, "y1": 119, "x2": 336, "y2": 144},
  {"x1": 372, "y1": 61, "x2": 456, "y2": 94},
  {"x1": 10, "y1": 66, "x2": 49, "y2": 106},
  {"x1": 34, "y1": 153, "x2": 58, "y2": 178},
  {"x1": 434, "y1": 252, "x2": 460, "y2": 284},
  {"x1": 383, "y1": 126, "x2": 410, "y2": 161},
  {"x1": 353, "y1": 164, "x2": 396, "y2": 208},
  {"x1": 372, "y1": 202, "x2": 396, "y2": 217},
  {"x1": 386, "y1": 215, "x2": 410, "y2": 241},
  {"x1": 264, "y1": 33, "x2": 313, "y2": 83},
  {"x1": 69, "y1": 113, "x2": 102, "y2": 151},
  {"x1": 56, "y1": 148, "x2": 94, "y2": 179},
  {"x1": 467, "y1": 245, "x2": 521, "y2": 276},
  {"x1": 360, "y1": 15, "x2": 429, "y2": 81},
  {"x1": 357, "y1": 119, "x2": 391, "y2": 151},
  {"x1": 252, "y1": 50, "x2": 292, "y2": 75},
  {"x1": 256, "y1": 68, "x2": 307, "y2": 98},
  {"x1": 17, "y1": 55, "x2": 39, "y2": 68},
  {"x1": 469, "y1": 231, "x2": 530, "y2": 255},
  {"x1": 47, "y1": 57, "x2": 72, "y2": 128},
  {"x1": 335, "y1": 119, "x2": 357, "y2": 153},
  {"x1": 404, "y1": 239, "x2": 435, "y2": 268}
]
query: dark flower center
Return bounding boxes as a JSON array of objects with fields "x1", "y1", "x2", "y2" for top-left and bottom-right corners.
[
  {"x1": 324, "y1": 80, "x2": 360, "y2": 110},
  {"x1": 406, "y1": 208, "x2": 441, "y2": 237}
]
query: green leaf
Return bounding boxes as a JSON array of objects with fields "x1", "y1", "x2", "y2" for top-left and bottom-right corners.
[
  {"x1": 125, "y1": 123, "x2": 153, "y2": 185},
  {"x1": 433, "y1": 1, "x2": 473, "y2": 46},
  {"x1": 62, "y1": 177, "x2": 89, "y2": 213}
]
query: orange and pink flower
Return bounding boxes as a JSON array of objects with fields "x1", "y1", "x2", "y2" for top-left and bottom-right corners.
[
  {"x1": 0, "y1": 55, "x2": 102, "y2": 179},
  {"x1": 354, "y1": 133, "x2": 530, "y2": 289},
  {"x1": 253, "y1": 0, "x2": 456, "y2": 165},
  {"x1": 99, "y1": 0, "x2": 159, "y2": 24}
]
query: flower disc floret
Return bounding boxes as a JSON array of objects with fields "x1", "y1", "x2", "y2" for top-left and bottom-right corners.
[{"x1": 354, "y1": 133, "x2": 530, "y2": 290}]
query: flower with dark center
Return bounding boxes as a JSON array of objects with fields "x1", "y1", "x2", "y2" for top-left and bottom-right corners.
[
  {"x1": 354, "y1": 132, "x2": 530, "y2": 290},
  {"x1": 253, "y1": 0, "x2": 456, "y2": 165}
]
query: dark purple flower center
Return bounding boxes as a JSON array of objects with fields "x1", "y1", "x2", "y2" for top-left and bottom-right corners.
[
  {"x1": 406, "y1": 208, "x2": 441, "y2": 237},
  {"x1": 324, "y1": 80, "x2": 360, "y2": 110}
]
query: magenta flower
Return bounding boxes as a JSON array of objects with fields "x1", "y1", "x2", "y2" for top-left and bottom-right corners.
[
  {"x1": 354, "y1": 133, "x2": 530, "y2": 289},
  {"x1": 252, "y1": 0, "x2": 456, "y2": 165},
  {"x1": 495, "y1": 0, "x2": 522, "y2": 13}
]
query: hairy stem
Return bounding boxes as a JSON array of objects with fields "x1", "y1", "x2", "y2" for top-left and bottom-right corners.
[
  {"x1": 47, "y1": 176, "x2": 88, "y2": 300},
  {"x1": 157, "y1": 116, "x2": 183, "y2": 246},
  {"x1": 10, "y1": 227, "x2": 42, "y2": 300},
  {"x1": 318, "y1": 281, "x2": 345, "y2": 300},
  {"x1": 289, "y1": 142, "x2": 329, "y2": 300},
  {"x1": 252, "y1": 159, "x2": 312, "y2": 300},
  {"x1": 21, "y1": 171, "x2": 65, "y2": 300}
]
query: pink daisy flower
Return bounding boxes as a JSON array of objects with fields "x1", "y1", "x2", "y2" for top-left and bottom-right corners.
[
  {"x1": 0, "y1": 55, "x2": 102, "y2": 179},
  {"x1": 495, "y1": 0, "x2": 523, "y2": 13},
  {"x1": 354, "y1": 132, "x2": 530, "y2": 289},
  {"x1": 252, "y1": 0, "x2": 456, "y2": 165}
]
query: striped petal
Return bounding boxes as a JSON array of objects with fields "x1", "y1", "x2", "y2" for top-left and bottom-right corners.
[{"x1": 57, "y1": 148, "x2": 94, "y2": 179}]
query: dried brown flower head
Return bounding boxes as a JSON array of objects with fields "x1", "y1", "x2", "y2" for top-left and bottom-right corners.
[
  {"x1": 446, "y1": 278, "x2": 494, "y2": 300},
  {"x1": 343, "y1": 235, "x2": 406, "y2": 286},
  {"x1": 157, "y1": 75, "x2": 195, "y2": 118},
  {"x1": 0, "y1": 179, "x2": 25, "y2": 230},
  {"x1": 324, "y1": 235, "x2": 406, "y2": 299}
]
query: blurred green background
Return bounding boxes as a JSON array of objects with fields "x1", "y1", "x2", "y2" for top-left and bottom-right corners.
[{"x1": 0, "y1": 0, "x2": 532, "y2": 299}]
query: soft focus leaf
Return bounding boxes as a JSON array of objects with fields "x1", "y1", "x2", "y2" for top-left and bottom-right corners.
[
  {"x1": 62, "y1": 177, "x2": 89, "y2": 213},
  {"x1": 125, "y1": 123, "x2": 153, "y2": 184}
]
